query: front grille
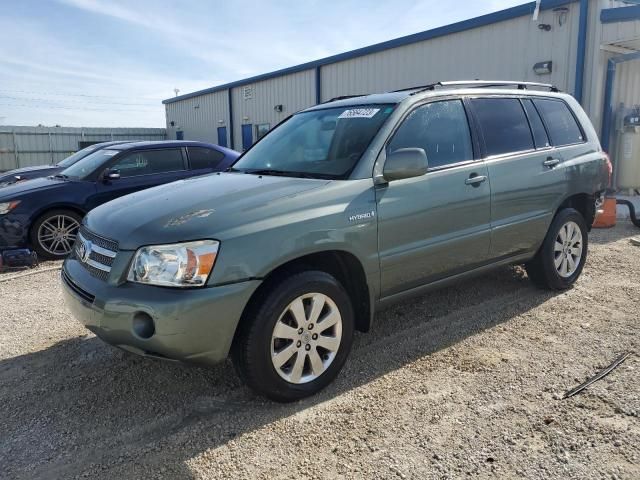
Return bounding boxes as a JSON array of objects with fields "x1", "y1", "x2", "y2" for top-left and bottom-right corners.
[
  {"x1": 75, "y1": 227, "x2": 118, "y2": 281},
  {"x1": 78, "y1": 226, "x2": 119, "y2": 252},
  {"x1": 62, "y1": 269, "x2": 96, "y2": 304}
]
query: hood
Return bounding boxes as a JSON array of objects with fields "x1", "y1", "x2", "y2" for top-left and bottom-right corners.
[
  {"x1": 0, "y1": 176, "x2": 68, "y2": 199},
  {"x1": 0, "y1": 165, "x2": 59, "y2": 180},
  {"x1": 85, "y1": 172, "x2": 331, "y2": 250}
]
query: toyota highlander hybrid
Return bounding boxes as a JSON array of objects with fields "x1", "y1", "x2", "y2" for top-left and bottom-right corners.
[{"x1": 60, "y1": 81, "x2": 610, "y2": 401}]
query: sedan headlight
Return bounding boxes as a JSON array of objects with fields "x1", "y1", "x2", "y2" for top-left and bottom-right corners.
[
  {"x1": 127, "y1": 240, "x2": 219, "y2": 287},
  {"x1": 0, "y1": 201, "x2": 20, "y2": 215}
]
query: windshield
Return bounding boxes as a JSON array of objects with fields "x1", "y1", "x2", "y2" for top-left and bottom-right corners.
[
  {"x1": 57, "y1": 144, "x2": 103, "y2": 168},
  {"x1": 232, "y1": 104, "x2": 395, "y2": 179},
  {"x1": 60, "y1": 149, "x2": 120, "y2": 179}
]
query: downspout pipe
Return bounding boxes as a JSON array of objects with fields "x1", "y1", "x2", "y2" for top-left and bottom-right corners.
[
  {"x1": 315, "y1": 66, "x2": 322, "y2": 104},
  {"x1": 573, "y1": 0, "x2": 589, "y2": 104},
  {"x1": 600, "y1": 51, "x2": 640, "y2": 153},
  {"x1": 228, "y1": 89, "x2": 235, "y2": 150}
]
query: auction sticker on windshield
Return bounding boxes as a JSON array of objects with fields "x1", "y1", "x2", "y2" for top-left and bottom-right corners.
[{"x1": 338, "y1": 108, "x2": 380, "y2": 119}]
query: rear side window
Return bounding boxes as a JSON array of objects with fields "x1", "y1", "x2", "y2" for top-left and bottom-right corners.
[
  {"x1": 533, "y1": 99, "x2": 584, "y2": 146},
  {"x1": 470, "y1": 98, "x2": 534, "y2": 157},
  {"x1": 387, "y1": 99, "x2": 473, "y2": 169},
  {"x1": 522, "y1": 99, "x2": 550, "y2": 149},
  {"x1": 188, "y1": 147, "x2": 225, "y2": 170},
  {"x1": 112, "y1": 149, "x2": 185, "y2": 178}
]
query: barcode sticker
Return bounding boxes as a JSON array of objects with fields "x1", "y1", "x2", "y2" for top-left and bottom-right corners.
[{"x1": 338, "y1": 108, "x2": 380, "y2": 119}]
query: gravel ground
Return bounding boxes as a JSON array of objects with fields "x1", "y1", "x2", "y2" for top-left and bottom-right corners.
[{"x1": 1, "y1": 223, "x2": 639, "y2": 479}]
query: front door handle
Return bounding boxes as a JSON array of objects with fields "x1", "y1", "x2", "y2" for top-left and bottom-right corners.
[
  {"x1": 543, "y1": 157, "x2": 561, "y2": 168},
  {"x1": 465, "y1": 174, "x2": 487, "y2": 186}
]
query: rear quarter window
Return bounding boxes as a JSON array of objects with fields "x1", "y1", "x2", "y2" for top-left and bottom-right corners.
[{"x1": 532, "y1": 99, "x2": 584, "y2": 147}]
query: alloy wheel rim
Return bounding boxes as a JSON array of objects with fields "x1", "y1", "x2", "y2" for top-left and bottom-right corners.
[
  {"x1": 270, "y1": 293, "x2": 343, "y2": 384},
  {"x1": 37, "y1": 215, "x2": 80, "y2": 256},
  {"x1": 554, "y1": 221, "x2": 583, "y2": 278}
]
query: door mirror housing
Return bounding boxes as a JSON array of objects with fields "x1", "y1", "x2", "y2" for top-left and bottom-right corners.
[
  {"x1": 104, "y1": 168, "x2": 121, "y2": 181},
  {"x1": 383, "y1": 148, "x2": 429, "y2": 181}
]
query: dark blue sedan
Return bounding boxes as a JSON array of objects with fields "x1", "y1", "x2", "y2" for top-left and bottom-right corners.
[
  {"x1": 0, "y1": 141, "x2": 131, "y2": 186},
  {"x1": 0, "y1": 140, "x2": 239, "y2": 259}
]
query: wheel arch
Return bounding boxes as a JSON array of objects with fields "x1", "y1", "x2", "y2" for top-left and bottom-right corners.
[
  {"x1": 557, "y1": 192, "x2": 595, "y2": 229},
  {"x1": 235, "y1": 250, "x2": 373, "y2": 341}
]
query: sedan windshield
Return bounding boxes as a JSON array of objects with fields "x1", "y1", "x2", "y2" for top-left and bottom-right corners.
[
  {"x1": 56, "y1": 144, "x2": 101, "y2": 168},
  {"x1": 60, "y1": 149, "x2": 120, "y2": 179},
  {"x1": 232, "y1": 104, "x2": 395, "y2": 179}
]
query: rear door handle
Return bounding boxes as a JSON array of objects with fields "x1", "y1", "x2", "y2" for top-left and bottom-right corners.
[
  {"x1": 543, "y1": 157, "x2": 561, "y2": 168},
  {"x1": 465, "y1": 175, "x2": 487, "y2": 186}
]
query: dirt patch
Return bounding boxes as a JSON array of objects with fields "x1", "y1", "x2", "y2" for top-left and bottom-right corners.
[{"x1": 1, "y1": 223, "x2": 639, "y2": 479}]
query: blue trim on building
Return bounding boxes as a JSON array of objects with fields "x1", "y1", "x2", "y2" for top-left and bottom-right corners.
[
  {"x1": 228, "y1": 89, "x2": 234, "y2": 150},
  {"x1": 600, "y1": 51, "x2": 640, "y2": 153},
  {"x1": 573, "y1": 0, "x2": 589, "y2": 104},
  {"x1": 162, "y1": 0, "x2": 577, "y2": 105},
  {"x1": 600, "y1": 5, "x2": 640, "y2": 24},
  {"x1": 315, "y1": 66, "x2": 321, "y2": 104}
]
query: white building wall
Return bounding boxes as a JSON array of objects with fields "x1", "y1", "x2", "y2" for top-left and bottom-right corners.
[
  {"x1": 164, "y1": 90, "x2": 229, "y2": 145},
  {"x1": 230, "y1": 69, "x2": 316, "y2": 150},
  {"x1": 320, "y1": 6, "x2": 580, "y2": 101}
]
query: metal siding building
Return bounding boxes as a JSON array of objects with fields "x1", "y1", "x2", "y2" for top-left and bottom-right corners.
[
  {"x1": 0, "y1": 126, "x2": 166, "y2": 172},
  {"x1": 164, "y1": 0, "x2": 639, "y2": 162}
]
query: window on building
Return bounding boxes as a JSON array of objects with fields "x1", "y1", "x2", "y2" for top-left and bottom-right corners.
[
  {"x1": 533, "y1": 99, "x2": 584, "y2": 146},
  {"x1": 471, "y1": 98, "x2": 534, "y2": 157},
  {"x1": 256, "y1": 123, "x2": 270, "y2": 141},
  {"x1": 112, "y1": 149, "x2": 185, "y2": 177},
  {"x1": 387, "y1": 99, "x2": 473, "y2": 169},
  {"x1": 522, "y1": 99, "x2": 550, "y2": 149}
]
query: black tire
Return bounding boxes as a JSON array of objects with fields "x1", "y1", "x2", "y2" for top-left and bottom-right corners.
[
  {"x1": 232, "y1": 270, "x2": 354, "y2": 402},
  {"x1": 525, "y1": 208, "x2": 588, "y2": 290},
  {"x1": 30, "y1": 209, "x2": 83, "y2": 260}
]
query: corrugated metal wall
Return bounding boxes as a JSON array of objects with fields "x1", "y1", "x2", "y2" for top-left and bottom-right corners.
[
  {"x1": 321, "y1": 6, "x2": 579, "y2": 101},
  {"x1": 164, "y1": 90, "x2": 229, "y2": 144},
  {"x1": 0, "y1": 126, "x2": 166, "y2": 171},
  {"x1": 230, "y1": 69, "x2": 316, "y2": 149}
]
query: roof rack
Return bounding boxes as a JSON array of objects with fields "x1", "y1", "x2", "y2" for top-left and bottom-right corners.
[
  {"x1": 323, "y1": 94, "x2": 368, "y2": 104},
  {"x1": 396, "y1": 80, "x2": 560, "y2": 95}
]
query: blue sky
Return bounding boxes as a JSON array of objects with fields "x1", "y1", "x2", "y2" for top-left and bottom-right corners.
[{"x1": 0, "y1": 0, "x2": 524, "y2": 127}]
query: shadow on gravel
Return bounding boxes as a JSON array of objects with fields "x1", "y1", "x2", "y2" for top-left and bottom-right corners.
[
  {"x1": 589, "y1": 221, "x2": 640, "y2": 245},
  {"x1": 1, "y1": 266, "x2": 557, "y2": 479}
]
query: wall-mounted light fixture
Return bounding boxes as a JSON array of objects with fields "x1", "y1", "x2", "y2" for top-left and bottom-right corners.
[
  {"x1": 274, "y1": 104, "x2": 284, "y2": 112},
  {"x1": 533, "y1": 61, "x2": 553, "y2": 75},
  {"x1": 218, "y1": 119, "x2": 224, "y2": 124},
  {"x1": 242, "y1": 116, "x2": 249, "y2": 121},
  {"x1": 170, "y1": 121, "x2": 175, "y2": 127}
]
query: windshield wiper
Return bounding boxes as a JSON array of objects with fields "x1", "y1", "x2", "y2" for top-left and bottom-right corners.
[
  {"x1": 52, "y1": 173, "x2": 69, "y2": 180},
  {"x1": 240, "y1": 169, "x2": 332, "y2": 179}
]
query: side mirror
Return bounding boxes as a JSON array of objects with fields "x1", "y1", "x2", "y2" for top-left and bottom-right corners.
[
  {"x1": 104, "y1": 168, "x2": 121, "y2": 181},
  {"x1": 383, "y1": 148, "x2": 429, "y2": 181}
]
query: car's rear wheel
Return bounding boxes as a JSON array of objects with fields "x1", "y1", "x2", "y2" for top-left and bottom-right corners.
[
  {"x1": 30, "y1": 209, "x2": 82, "y2": 260},
  {"x1": 525, "y1": 208, "x2": 588, "y2": 290},
  {"x1": 232, "y1": 270, "x2": 354, "y2": 402}
]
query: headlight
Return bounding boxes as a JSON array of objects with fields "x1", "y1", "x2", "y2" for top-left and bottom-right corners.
[
  {"x1": 0, "y1": 201, "x2": 20, "y2": 215},
  {"x1": 127, "y1": 240, "x2": 219, "y2": 287}
]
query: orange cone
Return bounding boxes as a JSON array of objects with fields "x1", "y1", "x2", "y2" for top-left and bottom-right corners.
[{"x1": 593, "y1": 196, "x2": 617, "y2": 228}]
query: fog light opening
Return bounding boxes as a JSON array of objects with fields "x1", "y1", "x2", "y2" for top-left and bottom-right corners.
[{"x1": 132, "y1": 312, "x2": 155, "y2": 339}]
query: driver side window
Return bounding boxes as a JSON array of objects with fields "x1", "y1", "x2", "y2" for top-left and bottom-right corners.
[{"x1": 387, "y1": 100, "x2": 473, "y2": 169}]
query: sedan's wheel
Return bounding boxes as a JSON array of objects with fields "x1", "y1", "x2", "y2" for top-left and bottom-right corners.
[
  {"x1": 271, "y1": 293, "x2": 343, "y2": 384},
  {"x1": 232, "y1": 270, "x2": 354, "y2": 402},
  {"x1": 30, "y1": 209, "x2": 82, "y2": 259},
  {"x1": 525, "y1": 208, "x2": 588, "y2": 290}
]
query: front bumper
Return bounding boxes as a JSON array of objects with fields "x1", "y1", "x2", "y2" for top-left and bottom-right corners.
[{"x1": 61, "y1": 256, "x2": 261, "y2": 366}]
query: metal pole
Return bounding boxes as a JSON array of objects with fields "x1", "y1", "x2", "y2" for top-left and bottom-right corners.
[
  {"x1": 12, "y1": 130, "x2": 19, "y2": 168},
  {"x1": 48, "y1": 131, "x2": 54, "y2": 164}
]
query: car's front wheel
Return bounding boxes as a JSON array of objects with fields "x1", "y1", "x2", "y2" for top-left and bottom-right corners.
[
  {"x1": 232, "y1": 270, "x2": 354, "y2": 402},
  {"x1": 30, "y1": 209, "x2": 82, "y2": 260}
]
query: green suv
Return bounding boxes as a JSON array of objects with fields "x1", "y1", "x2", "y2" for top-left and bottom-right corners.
[{"x1": 62, "y1": 81, "x2": 610, "y2": 401}]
